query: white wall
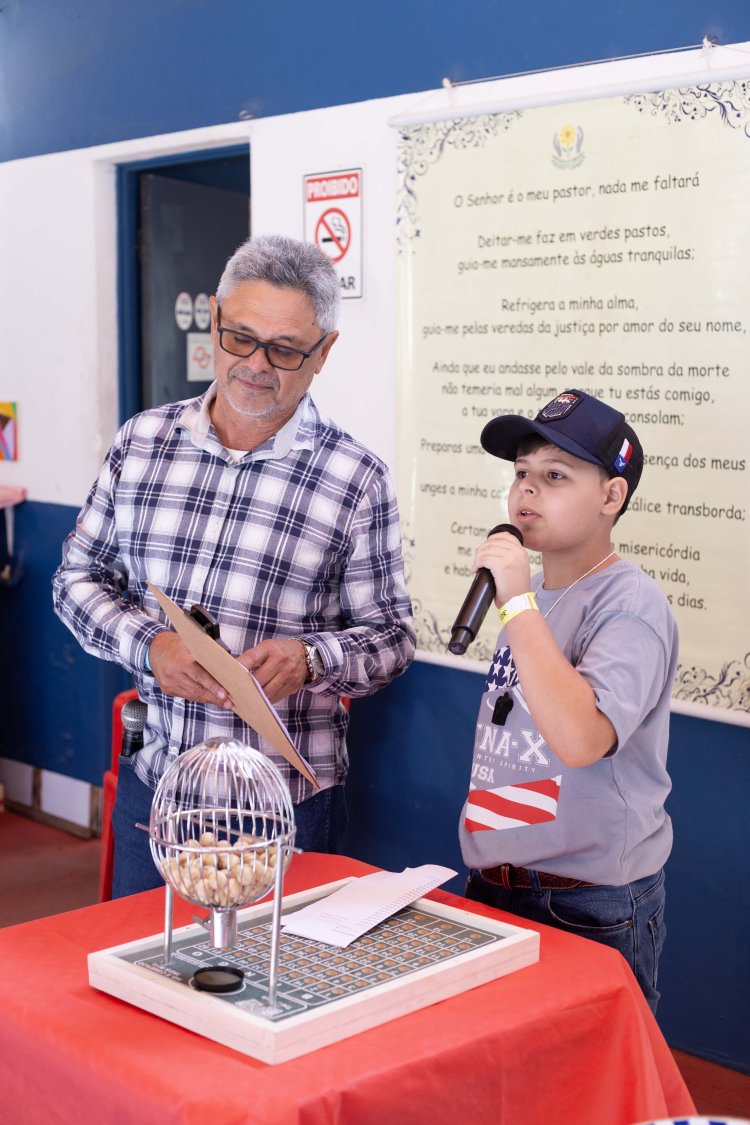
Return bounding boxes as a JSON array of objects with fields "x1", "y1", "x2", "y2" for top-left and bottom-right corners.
[
  {"x1": 0, "y1": 100, "x2": 421, "y2": 507},
  {"x1": 0, "y1": 152, "x2": 103, "y2": 503},
  {"x1": 249, "y1": 93, "x2": 417, "y2": 469},
  {"x1": 0, "y1": 122, "x2": 251, "y2": 506}
]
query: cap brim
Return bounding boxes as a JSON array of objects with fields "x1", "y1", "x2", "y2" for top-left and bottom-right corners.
[{"x1": 481, "y1": 413, "x2": 609, "y2": 467}]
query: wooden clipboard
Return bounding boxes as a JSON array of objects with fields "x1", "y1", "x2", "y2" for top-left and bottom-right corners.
[{"x1": 146, "y1": 581, "x2": 318, "y2": 787}]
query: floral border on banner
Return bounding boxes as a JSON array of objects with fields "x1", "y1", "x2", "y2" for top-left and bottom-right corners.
[
  {"x1": 624, "y1": 80, "x2": 750, "y2": 133},
  {"x1": 396, "y1": 113, "x2": 522, "y2": 254}
]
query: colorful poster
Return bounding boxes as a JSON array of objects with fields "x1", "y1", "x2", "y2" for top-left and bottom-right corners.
[
  {"x1": 397, "y1": 83, "x2": 750, "y2": 725},
  {"x1": 0, "y1": 403, "x2": 18, "y2": 461}
]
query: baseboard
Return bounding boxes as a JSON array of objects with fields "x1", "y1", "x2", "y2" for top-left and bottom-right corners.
[
  {"x1": 5, "y1": 798, "x2": 99, "y2": 839},
  {"x1": 0, "y1": 757, "x2": 101, "y2": 838}
]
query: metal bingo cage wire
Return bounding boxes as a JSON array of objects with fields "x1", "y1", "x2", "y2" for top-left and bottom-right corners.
[{"x1": 148, "y1": 737, "x2": 296, "y2": 1005}]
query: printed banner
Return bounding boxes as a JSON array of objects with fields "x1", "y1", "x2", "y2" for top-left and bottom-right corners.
[{"x1": 397, "y1": 83, "x2": 750, "y2": 725}]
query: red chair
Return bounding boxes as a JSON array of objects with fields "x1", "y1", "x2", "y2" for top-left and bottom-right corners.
[{"x1": 99, "y1": 688, "x2": 138, "y2": 902}]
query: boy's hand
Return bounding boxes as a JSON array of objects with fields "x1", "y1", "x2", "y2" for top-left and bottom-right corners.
[{"x1": 473, "y1": 529, "x2": 531, "y2": 607}]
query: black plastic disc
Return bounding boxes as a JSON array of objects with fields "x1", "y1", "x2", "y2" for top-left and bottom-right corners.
[{"x1": 190, "y1": 965, "x2": 245, "y2": 994}]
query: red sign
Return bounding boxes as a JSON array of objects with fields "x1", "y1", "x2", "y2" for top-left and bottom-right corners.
[{"x1": 306, "y1": 174, "x2": 360, "y2": 202}]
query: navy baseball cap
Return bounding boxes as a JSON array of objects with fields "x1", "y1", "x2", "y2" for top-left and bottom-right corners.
[{"x1": 481, "y1": 389, "x2": 643, "y2": 513}]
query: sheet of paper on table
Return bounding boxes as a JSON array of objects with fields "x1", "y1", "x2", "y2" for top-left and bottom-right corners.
[{"x1": 281, "y1": 864, "x2": 458, "y2": 947}]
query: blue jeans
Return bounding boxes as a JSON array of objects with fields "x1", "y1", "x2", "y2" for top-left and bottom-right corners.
[
  {"x1": 112, "y1": 755, "x2": 348, "y2": 899},
  {"x1": 465, "y1": 867, "x2": 666, "y2": 1014}
]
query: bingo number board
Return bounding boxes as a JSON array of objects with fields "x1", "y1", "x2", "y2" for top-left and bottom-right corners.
[{"x1": 88, "y1": 879, "x2": 539, "y2": 1063}]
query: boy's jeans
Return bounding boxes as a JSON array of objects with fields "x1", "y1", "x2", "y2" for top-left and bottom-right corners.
[{"x1": 465, "y1": 867, "x2": 665, "y2": 1013}]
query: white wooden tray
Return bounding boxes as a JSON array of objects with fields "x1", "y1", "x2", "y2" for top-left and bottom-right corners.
[{"x1": 88, "y1": 878, "x2": 539, "y2": 1064}]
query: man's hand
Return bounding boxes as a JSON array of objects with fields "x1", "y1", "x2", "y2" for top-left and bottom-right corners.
[
  {"x1": 148, "y1": 632, "x2": 231, "y2": 707},
  {"x1": 238, "y1": 639, "x2": 308, "y2": 703},
  {"x1": 473, "y1": 528, "x2": 531, "y2": 607}
]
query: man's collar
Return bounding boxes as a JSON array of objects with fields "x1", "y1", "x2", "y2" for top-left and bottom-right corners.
[{"x1": 176, "y1": 383, "x2": 318, "y2": 460}]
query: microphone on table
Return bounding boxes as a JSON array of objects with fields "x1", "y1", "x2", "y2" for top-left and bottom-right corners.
[
  {"x1": 120, "y1": 697, "x2": 148, "y2": 758},
  {"x1": 447, "y1": 523, "x2": 524, "y2": 656}
]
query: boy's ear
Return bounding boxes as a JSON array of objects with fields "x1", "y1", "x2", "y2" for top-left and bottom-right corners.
[{"x1": 603, "y1": 476, "x2": 628, "y2": 515}]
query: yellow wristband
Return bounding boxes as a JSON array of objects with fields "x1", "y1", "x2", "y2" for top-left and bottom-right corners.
[{"x1": 498, "y1": 591, "x2": 539, "y2": 627}]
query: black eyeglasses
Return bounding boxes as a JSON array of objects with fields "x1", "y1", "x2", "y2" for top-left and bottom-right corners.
[{"x1": 216, "y1": 307, "x2": 327, "y2": 371}]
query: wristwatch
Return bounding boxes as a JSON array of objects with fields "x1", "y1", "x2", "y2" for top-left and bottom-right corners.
[{"x1": 301, "y1": 641, "x2": 325, "y2": 685}]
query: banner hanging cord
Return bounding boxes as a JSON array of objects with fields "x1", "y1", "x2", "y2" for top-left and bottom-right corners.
[
  {"x1": 438, "y1": 37, "x2": 726, "y2": 92},
  {"x1": 390, "y1": 37, "x2": 750, "y2": 128}
]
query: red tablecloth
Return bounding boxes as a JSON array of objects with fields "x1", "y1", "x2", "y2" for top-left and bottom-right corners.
[{"x1": 0, "y1": 853, "x2": 694, "y2": 1125}]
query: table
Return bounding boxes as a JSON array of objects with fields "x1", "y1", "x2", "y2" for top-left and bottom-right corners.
[{"x1": 0, "y1": 853, "x2": 695, "y2": 1125}]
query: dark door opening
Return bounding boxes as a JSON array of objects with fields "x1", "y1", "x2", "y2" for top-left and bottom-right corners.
[{"x1": 118, "y1": 148, "x2": 250, "y2": 421}]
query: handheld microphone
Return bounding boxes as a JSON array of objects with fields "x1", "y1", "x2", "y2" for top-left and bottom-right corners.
[
  {"x1": 120, "y1": 697, "x2": 148, "y2": 757},
  {"x1": 447, "y1": 523, "x2": 524, "y2": 656}
]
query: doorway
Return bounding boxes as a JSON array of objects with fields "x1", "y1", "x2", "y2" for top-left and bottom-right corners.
[{"x1": 117, "y1": 147, "x2": 250, "y2": 422}]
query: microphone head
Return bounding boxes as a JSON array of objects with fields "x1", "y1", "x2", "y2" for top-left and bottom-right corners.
[
  {"x1": 121, "y1": 698, "x2": 148, "y2": 733},
  {"x1": 446, "y1": 524, "x2": 525, "y2": 656},
  {"x1": 487, "y1": 523, "x2": 524, "y2": 545}
]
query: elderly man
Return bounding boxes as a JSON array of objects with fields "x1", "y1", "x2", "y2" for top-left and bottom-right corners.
[{"x1": 53, "y1": 234, "x2": 415, "y2": 897}]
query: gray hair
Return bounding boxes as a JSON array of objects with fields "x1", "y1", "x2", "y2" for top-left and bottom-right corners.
[{"x1": 216, "y1": 233, "x2": 341, "y2": 333}]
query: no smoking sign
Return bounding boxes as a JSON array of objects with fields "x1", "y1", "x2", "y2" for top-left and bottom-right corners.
[
  {"x1": 304, "y1": 168, "x2": 362, "y2": 299},
  {"x1": 315, "y1": 208, "x2": 351, "y2": 262}
]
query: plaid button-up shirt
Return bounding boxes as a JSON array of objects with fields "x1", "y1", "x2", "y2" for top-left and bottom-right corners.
[{"x1": 53, "y1": 387, "x2": 415, "y2": 804}]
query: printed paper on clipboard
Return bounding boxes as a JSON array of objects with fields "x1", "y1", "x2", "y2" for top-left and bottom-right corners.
[{"x1": 146, "y1": 581, "x2": 318, "y2": 788}]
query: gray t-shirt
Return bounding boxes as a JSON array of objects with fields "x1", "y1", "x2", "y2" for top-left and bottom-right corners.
[{"x1": 459, "y1": 559, "x2": 679, "y2": 885}]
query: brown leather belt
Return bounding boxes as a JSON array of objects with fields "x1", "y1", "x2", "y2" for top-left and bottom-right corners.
[{"x1": 478, "y1": 863, "x2": 598, "y2": 890}]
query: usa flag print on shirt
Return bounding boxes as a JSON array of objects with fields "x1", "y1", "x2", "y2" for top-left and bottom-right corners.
[{"x1": 465, "y1": 775, "x2": 562, "y2": 833}]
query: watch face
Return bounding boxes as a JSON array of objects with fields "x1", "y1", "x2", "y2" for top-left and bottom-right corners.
[{"x1": 304, "y1": 643, "x2": 324, "y2": 683}]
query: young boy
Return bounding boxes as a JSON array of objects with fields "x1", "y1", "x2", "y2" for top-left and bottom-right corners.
[{"x1": 459, "y1": 388, "x2": 678, "y2": 1013}]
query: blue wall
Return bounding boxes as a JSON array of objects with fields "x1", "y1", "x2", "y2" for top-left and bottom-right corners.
[
  {"x1": 2, "y1": 0, "x2": 749, "y2": 1073},
  {"x1": 0, "y1": 1, "x2": 746, "y2": 164},
  {"x1": 0, "y1": 503, "x2": 129, "y2": 783}
]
